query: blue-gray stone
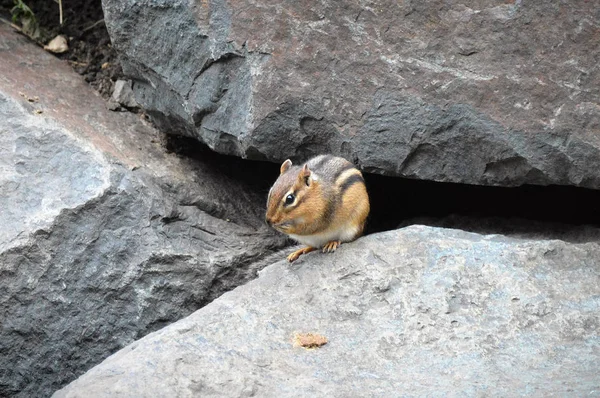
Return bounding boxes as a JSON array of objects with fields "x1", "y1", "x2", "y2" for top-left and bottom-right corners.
[{"x1": 54, "y1": 226, "x2": 600, "y2": 397}]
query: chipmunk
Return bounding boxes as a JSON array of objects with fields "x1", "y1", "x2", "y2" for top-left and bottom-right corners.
[{"x1": 265, "y1": 154, "x2": 370, "y2": 262}]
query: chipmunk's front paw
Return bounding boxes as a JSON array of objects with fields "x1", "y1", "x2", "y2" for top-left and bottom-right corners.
[
  {"x1": 287, "y1": 246, "x2": 317, "y2": 262},
  {"x1": 286, "y1": 250, "x2": 301, "y2": 262},
  {"x1": 322, "y1": 240, "x2": 341, "y2": 253}
]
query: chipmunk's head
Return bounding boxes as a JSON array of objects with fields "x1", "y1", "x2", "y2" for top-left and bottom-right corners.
[{"x1": 265, "y1": 159, "x2": 325, "y2": 235}]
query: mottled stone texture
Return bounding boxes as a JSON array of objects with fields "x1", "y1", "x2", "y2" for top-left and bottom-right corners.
[
  {"x1": 54, "y1": 226, "x2": 600, "y2": 397},
  {"x1": 102, "y1": 0, "x2": 600, "y2": 188},
  {"x1": 0, "y1": 24, "x2": 286, "y2": 398}
]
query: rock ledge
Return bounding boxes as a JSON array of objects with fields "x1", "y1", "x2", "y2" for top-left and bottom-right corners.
[{"x1": 54, "y1": 226, "x2": 600, "y2": 397}]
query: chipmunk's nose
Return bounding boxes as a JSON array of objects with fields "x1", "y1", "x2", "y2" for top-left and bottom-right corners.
[{"x1": 265, "y1": 215, "x2": 273, "y2": 227}]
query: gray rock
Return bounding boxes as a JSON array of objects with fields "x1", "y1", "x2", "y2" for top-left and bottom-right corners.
[
  {"x1": 0, "y1": 24, "x2": 286, "y2": 398},
  {"x1": 111, "y1": 79, "x2": 139, "y2": 109},
  {"x1": 402, "y1": 214, "x2": 600, "y2": 244},
  {"x1": 54, "y1": 225, "x2": 600, "y2": 397},
  {"x1": 102, "y1": 0, "x2": 600, "y2": 188}
]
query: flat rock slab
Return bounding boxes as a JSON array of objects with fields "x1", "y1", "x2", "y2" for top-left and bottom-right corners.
[
  {"x1": 55, "y1": 226, "x2": 600, "y2": 397},
  {"x1": 0, "y1": 23, "x2": 285, "y2": 398},
  {"x1": 102, "y1": 0, "x2": 600, "y2": 188}
]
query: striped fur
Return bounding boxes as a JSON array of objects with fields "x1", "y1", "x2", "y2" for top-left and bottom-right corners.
[{"x1": 265, "y1": 154, "x2": 370, "y2": 261}]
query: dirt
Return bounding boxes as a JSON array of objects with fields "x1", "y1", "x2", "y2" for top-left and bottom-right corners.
[{"x1": 0, "y1": 0, "x2": 122, "y2": 99}]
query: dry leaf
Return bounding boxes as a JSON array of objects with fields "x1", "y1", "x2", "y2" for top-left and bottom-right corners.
[
  {"x1": 44, "y1": 35, "x2": 69, "y2": 54},
  {"x1": 293, "y1": 333, "x2": 328, "y2": 349}
]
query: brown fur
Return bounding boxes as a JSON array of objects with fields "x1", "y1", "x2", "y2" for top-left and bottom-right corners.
[
  {"x1": 266, "y1": 155, "x2": 370, "y2": 262},
  {"x1": 328, "y1": 170, "x2": 370, "y2": 237}
]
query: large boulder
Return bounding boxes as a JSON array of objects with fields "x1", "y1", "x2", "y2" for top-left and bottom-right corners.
[
  {"x1": 0, "y1": 23, "x2": 286, "y2": 398},
  {"x1": 54, "y1": 225, "x2": 600, "y2": 397},
  {"x1": 102, "y1": 0, "x2": 600, "y2": 188}
]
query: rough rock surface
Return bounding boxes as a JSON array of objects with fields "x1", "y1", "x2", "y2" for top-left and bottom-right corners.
[
  {"x1": 102, "y1": 0, "x2": 600, "y2": 188},
  {"x1": 54, "y1": 225, "x2": 600, "y2": 397},
  {"x1": 0, "y1": 23, "x2": 286, "y2": 398},
  {"x1": 111, "y1": 80, "x2": 139, "y2": 109}
]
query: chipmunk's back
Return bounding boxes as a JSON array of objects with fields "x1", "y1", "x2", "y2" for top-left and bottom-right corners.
[{"x1": 306, "y1": 154, "x2": 354, "y2": 182}]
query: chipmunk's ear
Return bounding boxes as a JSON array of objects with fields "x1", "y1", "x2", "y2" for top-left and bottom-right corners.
[
  {"x1": 280, "y1": 159, "x2": 292, "y2": 175},
  {"x1": 299, "y1": 164, "x2": 313, "y2": 186}
]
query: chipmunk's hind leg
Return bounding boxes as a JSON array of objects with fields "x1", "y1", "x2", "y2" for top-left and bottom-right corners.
[
  {"x1": 287, "y1": 246, "x2": 317, "y2": 262},
  {"x1": 322, "y1": 240, "x2": 341, "y2": 253}
]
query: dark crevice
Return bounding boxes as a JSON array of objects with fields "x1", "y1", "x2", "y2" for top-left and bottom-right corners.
[
  {"x1": 366, "y1": 174, "x2": 600, "y2": 239},
  {"x1": 165, "y1": 135, "x2": 279, "y2": 195},
  {"x1": 167, "y1": 135, "x2": 600, "y2": 239}
]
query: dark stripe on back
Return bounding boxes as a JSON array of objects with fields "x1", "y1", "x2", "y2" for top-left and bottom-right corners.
[
  {"x1": 332, "y1": 162, "x2": 355, "y2": 181},
  {"x1": 339, "y1": 174, "x2": 365, "y2": 194},
  {"x1": 322, "y1": 193, "x2": 338, "y2": 225}
]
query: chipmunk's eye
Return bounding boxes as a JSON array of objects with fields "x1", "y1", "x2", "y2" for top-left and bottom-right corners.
[{"x1": 284, "y1": 193, "x2": 295, "y2": 206}]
